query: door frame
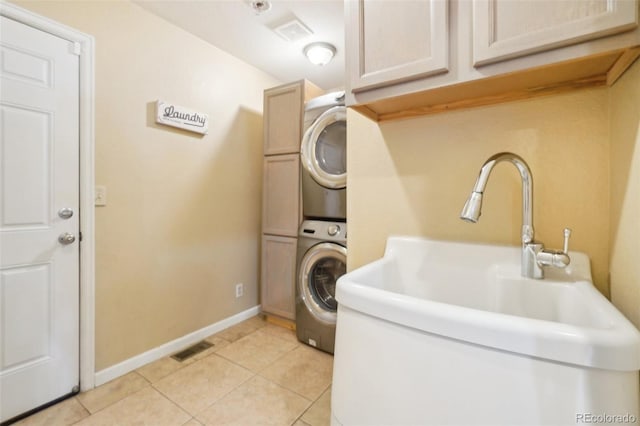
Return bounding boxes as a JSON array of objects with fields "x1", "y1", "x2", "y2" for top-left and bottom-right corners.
[{"x1": 1, "y1": 2, "x2": 96, "y2": 391}]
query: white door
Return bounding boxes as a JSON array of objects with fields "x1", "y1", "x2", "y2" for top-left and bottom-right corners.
[{"x1": 0, "y1": 16, "x2": 80, "y2": 423}]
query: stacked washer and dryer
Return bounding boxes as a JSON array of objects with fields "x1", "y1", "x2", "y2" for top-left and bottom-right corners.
[{"x1": 295, "y1": 92, "x2": 347, "y2": 354}]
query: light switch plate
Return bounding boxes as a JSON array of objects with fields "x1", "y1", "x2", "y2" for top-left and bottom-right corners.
[{"x1": 95, "y1": 185, "x2": 107, "y2": 206}]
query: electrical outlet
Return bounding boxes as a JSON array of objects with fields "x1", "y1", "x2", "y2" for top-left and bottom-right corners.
[{"x1": 235, "y1": 283, "x2": 244, "y2": 298}]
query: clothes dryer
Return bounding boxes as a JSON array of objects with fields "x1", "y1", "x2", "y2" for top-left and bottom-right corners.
[
  {"x1": 295, "y1": 220, "x2": 347, "y2": 354},
  {"x1": 301, "y1": 92, "x2": 347, "y2": 220}
]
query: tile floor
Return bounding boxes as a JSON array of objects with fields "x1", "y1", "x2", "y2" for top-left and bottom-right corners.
[{"x1": 15, "y1": 316, "x2": 333, "y2": 426}]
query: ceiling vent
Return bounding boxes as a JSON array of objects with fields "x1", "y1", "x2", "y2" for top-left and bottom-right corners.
[{"x1": 273, "y1": 18, "x2": 313, "y2": 43}]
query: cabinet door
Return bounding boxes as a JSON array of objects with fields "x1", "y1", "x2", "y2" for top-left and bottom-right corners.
[
  {"x1": 263, "y1": 154, "x2": 300, "y2": 237},
  {"x1": 473, "y1": 0, "x2": 638, "y2": 66},
  {"x1": 263, "y1": 81, "x2": 303, "y2": 155},
  {"x1": 347, "y1": 0, "x2": 449, "y2": 92},
  {"x1": 261, "y1": 235, "x2": 297, "y2": 320}
]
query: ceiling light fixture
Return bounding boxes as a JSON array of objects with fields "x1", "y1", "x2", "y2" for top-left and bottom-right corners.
[{"x1": 303, "y1": 42, "x2": 336, "y2": 66}]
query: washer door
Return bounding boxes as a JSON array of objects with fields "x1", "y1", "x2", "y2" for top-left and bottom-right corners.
[
  {"x1": 298, "y1": 242, "x2": 347, "y2": 324},
  {"x1": 301, "y1": 106, "x2": 347, "y2": 189}
]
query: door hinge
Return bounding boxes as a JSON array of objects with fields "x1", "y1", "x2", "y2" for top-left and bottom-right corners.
[
  {"x1": 79, "y1": 231, "x2": 83, "y2": 242},
  {"x1": 71, "y1": 41, "x2": 81, "y2": 56}
]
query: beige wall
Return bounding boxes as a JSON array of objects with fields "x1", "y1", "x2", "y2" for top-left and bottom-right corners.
[
  {"x1": 610, "y1": 60, "x2": 640, "y2": 328},
  {"x1": 13, "y1": 0, "x2": 640, "y2": 374},
  {"x1": 348, "y1": 88, "x2": 611, "y2": 295},
  {"x1": 14, "y1": 0, "x2": 281, "y2": 370}
]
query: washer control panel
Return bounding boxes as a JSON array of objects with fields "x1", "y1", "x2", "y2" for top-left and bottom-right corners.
[{"x1": 300, "y1": 220, "x2": 347, "y2": 243}]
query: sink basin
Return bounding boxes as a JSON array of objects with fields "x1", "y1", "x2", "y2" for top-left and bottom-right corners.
[
  {"x1": 331, "y1": 236, "x2": 640, "y2": 426},
  {"x1": 337, "y1": 236, "x2": 639, "y2": 368}
]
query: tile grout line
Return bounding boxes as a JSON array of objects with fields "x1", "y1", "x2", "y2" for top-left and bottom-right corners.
[
  {"x1": 73, "y1": 370, "x2": 151, "y2": 416},
  {"x1": 191, "y1": 369, "x2": 257, "y2": 423},
  {"x1": 66, "y1": 397, "x2": 91, "y2": 426},
  {"x1": 70, "y1": 396, "x2": 91, "y2": 421},
  {"x1": 71, "y1": 382, "x2": 154, "y2": 424},
  {"x1": 288, "y1": 381, "x2": 332, "y2": 425},
  {"x1": 212, "y1": 330, "x2": 302, "y2": 375},
  {"x1": 191, "y1": 325, "x2": 321, "y2": 424},
  {"x1": 149, "y1": 352, "x2": 258, "y2": 421},
  {"x1": 137, "y1": 357, "x2": 189, "y2": 384},
  {"x1": 144, "y1": 382, "x2": 195, "y2": 424},
  {"x1": 226, "y1": 328, "x2": 334, "y2": 407},
  {"x1": 255, "y1": 345, "x2": 334, "y2": 401}
]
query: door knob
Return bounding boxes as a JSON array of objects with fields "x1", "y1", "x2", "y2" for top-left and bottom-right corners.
[
  {"x1": 58, "y1": 207, "x2": 74, "y2": 219},
  {"x1": 58, "y1": 233, "x2": 76, "y2": 245}
]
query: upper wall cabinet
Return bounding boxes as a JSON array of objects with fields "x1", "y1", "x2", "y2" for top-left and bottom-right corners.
[
  {"x1": 263, "y1": 82, "x2": 303, "y2": 155},
  {"x1": 347, "y1": 0, "x2": 449, "y2": 92},
  {"x1": 473, "y1": 0, "x2": 638, "y2": 66},
  {"x1": 345, "y1": 0, "x2": 640, "y2": 121}
]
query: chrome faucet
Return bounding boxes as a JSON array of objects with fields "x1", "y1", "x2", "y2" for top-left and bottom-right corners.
[{"x1": 460, "y1": 152, "x2": 571, "y2": 279}]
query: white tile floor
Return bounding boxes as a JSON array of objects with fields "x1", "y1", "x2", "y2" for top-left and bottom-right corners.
[{"x1": 15, "y1": 316, "x2": 332, "y2": 426}]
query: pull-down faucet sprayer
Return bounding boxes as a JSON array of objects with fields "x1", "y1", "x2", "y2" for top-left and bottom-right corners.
[
  {"x1": 460, "y1": 152, "x2": 571, "y2": 279},
  {"x1": 460, "y1": 152, "x2": 534, "y2": 244}
]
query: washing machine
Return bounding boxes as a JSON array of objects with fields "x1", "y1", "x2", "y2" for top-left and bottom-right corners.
[
  {"x1": 301, "y1": 91, "x2": 347, "y2": 220},
  {"x1": 296, "y1": 219, "x2": 347, "y2": 354}
]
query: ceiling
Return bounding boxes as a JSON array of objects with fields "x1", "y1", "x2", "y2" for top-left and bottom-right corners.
[{"x1": 134, "y1": 0, "x2": 345, "y2": 91}]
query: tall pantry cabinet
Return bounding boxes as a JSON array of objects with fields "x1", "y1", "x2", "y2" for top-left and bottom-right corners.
[{"x1": 261, "y1": 80, "x2": 322, "y2": 322}]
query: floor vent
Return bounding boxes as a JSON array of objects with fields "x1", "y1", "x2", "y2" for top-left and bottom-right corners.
[{"x1": 170, "y1": 341, "x2": 213, "y2": 362}]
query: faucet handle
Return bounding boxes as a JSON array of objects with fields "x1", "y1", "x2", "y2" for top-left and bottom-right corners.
[
  {"x1": 562, "y1": 228, "x2": 572, "y2": 254},
  {"x1": 535, "y1": 227, "x2": 572, "y2": 271}
]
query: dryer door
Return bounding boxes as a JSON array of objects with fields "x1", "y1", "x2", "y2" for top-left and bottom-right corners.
[
  {"x1": 298, "y1": 242, "x2": 347, "y2": 324},
  {"x1": 301, "y1": 106, "x2": 347, "y2": 189}
]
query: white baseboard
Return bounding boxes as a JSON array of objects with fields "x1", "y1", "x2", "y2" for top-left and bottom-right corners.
[{"x1": 94, "y1": 305, "x2": 261, "y2": 387}]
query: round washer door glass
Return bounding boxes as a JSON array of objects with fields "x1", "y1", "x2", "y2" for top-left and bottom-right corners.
[
  {"x1": 301, "y1": 106, "x2": 347, "y2": 189},
  {"x1": 309, "y1": 255, "x2": 344, "y2": 311},
  {"x1": 299, "y1": 242, "x2": 347, "y2": 323}
]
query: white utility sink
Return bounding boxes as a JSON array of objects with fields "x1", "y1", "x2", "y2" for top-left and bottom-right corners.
[{"x1": 331, "y1": 236, "x2": 640, "y2": 426}]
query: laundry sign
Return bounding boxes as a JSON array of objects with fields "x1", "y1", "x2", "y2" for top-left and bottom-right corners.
[{"x1": 155, "y1": 100, "x2": 209, "y2": 135}]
